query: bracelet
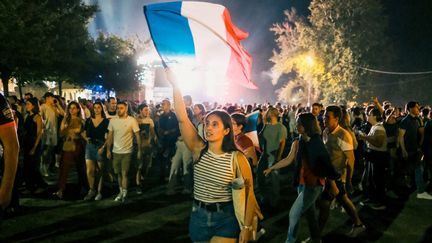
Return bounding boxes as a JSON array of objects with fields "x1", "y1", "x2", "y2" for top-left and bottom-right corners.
[{"x1": 242, "y1": 225, "x2": 253, "y2": 230}]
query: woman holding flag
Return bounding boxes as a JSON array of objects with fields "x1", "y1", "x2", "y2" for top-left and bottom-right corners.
[{"x1": 165, "y1": 69, "x2": 257, "y2": 243}]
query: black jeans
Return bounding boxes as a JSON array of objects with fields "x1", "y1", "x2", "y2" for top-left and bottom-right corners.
[
  {"x1": 23, "y1": 149, "x2": 46, "y2": 191},
  {"x1": 367, "y1": 150, "x2": 389, "y2": 203}
]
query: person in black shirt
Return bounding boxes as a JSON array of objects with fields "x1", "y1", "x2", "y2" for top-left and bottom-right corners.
[
  {"x1": 398, "y1": 101, "x2": 432, "y2": 200},
  {"x1": 423, "y1": 115, "x2": 432, "y2": 190},
  {"x1": 0, "y1": 93, "x2": 19, "y2": 221},
  {"x1": 22, "y1": 98, "x2": 46, "y2": 194},
  {"x1": 83, "y1": 102, "x2": 109, "y2": 201},
  {"x1": 157, "y1": 99, "x2": 180, "y2": 182}
]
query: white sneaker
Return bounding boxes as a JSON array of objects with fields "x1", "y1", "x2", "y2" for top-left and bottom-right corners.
[
  {"x1": 83, "y1": 190, "x2": 96, "y2": 201},
  {"x1": 417, "y1": 192, "x2": 432, "y2": 200},
  {"x1": 114, "y1": 192, "x2": 123, "y2": 202},
  {"x1": 255, "y1": 228, "x2": 266, "y2": 241},
  {"x1": 301, "y1": 237, "x2": 311, "y2": 243},
  {"x1": 95, "y1": 193, "x2": 102, "y2": 201},
  {"x1": 121, "y1": 190, "x2": 127, "y2": 203}
]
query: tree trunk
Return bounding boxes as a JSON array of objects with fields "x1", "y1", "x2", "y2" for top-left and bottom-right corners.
[
  {"x1": 58, "y1": 80, "x2": 63, "y2": 97},
  {"x1": 1, "y1": 69, "x2": 11, "y2": 97},
  {"x1": 17, "y1": 79, "x2": 23, "y2": 100}
]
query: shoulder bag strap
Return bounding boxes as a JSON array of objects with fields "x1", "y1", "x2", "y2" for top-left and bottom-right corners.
[{"x1": 233, "y1": 151, "x2": 244, "y2": 180}]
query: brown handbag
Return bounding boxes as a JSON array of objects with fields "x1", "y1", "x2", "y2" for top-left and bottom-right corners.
[
  {"x1": 62, "y1": 136, "x2": 76, "y2": 152},
  {"x1": 232, "y1": 151, "x2": 264, "y2": 241}
]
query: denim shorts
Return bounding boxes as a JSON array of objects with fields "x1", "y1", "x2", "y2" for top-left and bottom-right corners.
[
  {"x1": 189, "y1": 201, "x2": 240, "y2": 241},
  {"x1": 85, "y1": 143, "x2": 104, "y2": 162}
]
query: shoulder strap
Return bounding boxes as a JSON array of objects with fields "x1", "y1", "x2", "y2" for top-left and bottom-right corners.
[{"x1": 232, "y1": 151, "x2": 243, "y2": 180}]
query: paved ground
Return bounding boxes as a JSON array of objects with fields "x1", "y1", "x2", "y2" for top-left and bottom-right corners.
[{"x1": 1, "y1": 167, "x2": 431, "y2": 243}]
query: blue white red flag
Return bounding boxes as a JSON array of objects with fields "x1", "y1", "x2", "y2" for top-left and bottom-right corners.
[
  {"x1": 144, "y1": 1, "x2": 257, "y2": 89},
  {"x1": 244, "y1": 111, "x2": 260, "y2": 150}
]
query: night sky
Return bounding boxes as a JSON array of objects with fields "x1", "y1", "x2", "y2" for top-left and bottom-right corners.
[{"x1": 84, "y1": 0, "x2": 432, "y2": 104}]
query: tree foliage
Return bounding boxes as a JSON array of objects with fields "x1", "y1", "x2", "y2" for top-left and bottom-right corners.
[
  {"x1": 0, "y1": 0, "x2": 98, "y2": 96},
  {"x1": 92, "y1": 33, "x2": 142, "y2": 93},
  {"x1": 271, "y1": 0, "x2": 392, "y2": 104},
  {"x1": 0, "y1": 0, "x2": 144, "y2": 97},
  {"x1": 270, "y1": 9, "x2": 324, "y2": 104}
]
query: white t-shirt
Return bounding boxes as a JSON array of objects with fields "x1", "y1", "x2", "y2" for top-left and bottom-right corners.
[
  {"x1": 40, "y1": 104, "x2": 58, "y2": 146},
  {"x1": 108, "y1": 116, "x2": 140, "y2": 154},
  {"x1": 366, "y1": 123, "x2": 387, "y2": 152}
]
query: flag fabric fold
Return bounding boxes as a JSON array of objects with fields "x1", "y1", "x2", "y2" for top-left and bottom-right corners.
[{"x1": 144, "y1": 1, "x2": 257, "y2": 89}]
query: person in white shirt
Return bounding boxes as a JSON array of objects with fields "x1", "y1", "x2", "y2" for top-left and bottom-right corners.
[
  {"x1": 106, "y1": 101, "x2": 141, "y2": 202},
  {"x1": 40, "y1": 92, "x2": 64, "y2": 176},
  {"x1": 358, "y1": 108, "x2": 388, "y2": 210}
]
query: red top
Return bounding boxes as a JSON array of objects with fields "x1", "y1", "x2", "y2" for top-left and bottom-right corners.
[
  {"x1": 299, "y1": 157, "x2": 325, "y2": 187},
  {"x1": 235, "y1": 133, "x2": 253, "y2": 153}
]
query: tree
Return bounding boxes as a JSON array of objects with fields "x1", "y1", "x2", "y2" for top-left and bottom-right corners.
[
  {"x1": 0, "y1": 0, "x2": 97, "y2": 96},
  {"x1": 43, "y1": 0, "x2": 98, "y2": 96},
  {"x1": 271, "y1": 1, "x2": 392, "y2": 104},
  {"x1": 92, "y1": 33, "x2": 142, "y2": 94},
  {"x1": 270, "y1": 9, "x2": 324, "y2": 104}
]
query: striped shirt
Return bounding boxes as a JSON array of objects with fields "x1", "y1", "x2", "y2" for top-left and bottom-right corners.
[{"x1": 194, "y1": 150, "x2": 234, "y2": 203}]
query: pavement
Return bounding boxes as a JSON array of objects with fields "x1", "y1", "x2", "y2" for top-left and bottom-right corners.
[{"x1": 1, "y1": 167, "x2": 431, "y2": 243}]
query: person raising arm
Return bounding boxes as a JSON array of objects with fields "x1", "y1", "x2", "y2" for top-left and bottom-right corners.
[{"x1": 165, "y1": 69, "x2": 256, "y2": 243}]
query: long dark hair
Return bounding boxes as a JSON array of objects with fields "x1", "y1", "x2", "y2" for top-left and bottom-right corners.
[
  {"x1": 298, "y1": 112, "x2": 321, "y2": 137},
  {"x1": 206, "y1": 110, "x2": 237, "y2": 153},
  {"x1": 91, "y1": 101, "x2": 107, "y2": 119},
  {"x1": 194, "y1": 103, "x2": 206, "y2": 117},
  {"x1": 231, "y1": 112, "x2": 247, "y2": 133},
  {"x1": 195, "y1": 110, "x2": 238, "y2": 164},
  {"x1": 26, "y1": 97, "x2": 40, "y2": 114},
  {"x1": 65, "y1": 101, "x2": 84, "y2": 125}
]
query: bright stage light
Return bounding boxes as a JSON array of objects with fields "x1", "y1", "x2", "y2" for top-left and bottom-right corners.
[{"x1": 168, "y1": 60, "x2": 230, "y2": 103}]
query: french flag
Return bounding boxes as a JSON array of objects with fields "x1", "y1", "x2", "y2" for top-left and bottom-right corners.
[
  {"x1": 144, "y1": 1, "x2": 258, "y2": 89},
  {"x1": 244, "y1": 111, "x2": 261, "y2": 151}
]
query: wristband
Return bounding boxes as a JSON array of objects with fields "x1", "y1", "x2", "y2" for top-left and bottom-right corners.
[{"x1": 242, "y1": 225, "x2": 252, "y2": 230}]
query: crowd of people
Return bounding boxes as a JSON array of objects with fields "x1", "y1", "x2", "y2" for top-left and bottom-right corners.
[{"x1": 1, "y1": 72, "x2": 432, "y2": 242}]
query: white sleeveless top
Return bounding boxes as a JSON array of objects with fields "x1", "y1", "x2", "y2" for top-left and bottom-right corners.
[{"x1": 193, "y1": 150, "x2": 234, "y2": 203}]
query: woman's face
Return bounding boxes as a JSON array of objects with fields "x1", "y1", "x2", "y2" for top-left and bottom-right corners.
[
  {"x1": 25, "y1": 101, "x2": 34, "y2": 113},
  {"x1": 205, "y1": 114, "x2": 230, "y2": 142},
  {"x1": 69, "y1": 104, "x2": 79, "y2": 116},
  {"x1": 193, "y1": 105, "x2": 202, "y2": 116},
  {"x1": 231, "y1": 119, "x2": 242, "y2": 136},
  {"x1": 93, "y1": 104, "x2": 102, "y2": 115},
  {"x1": 141, "y1": 107, "x2": 150, "y2": 117}
]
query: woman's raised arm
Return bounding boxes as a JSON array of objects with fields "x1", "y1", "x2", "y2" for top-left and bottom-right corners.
[{"x1": 165, "y1": 69, "x2": 205, "y2": 156}]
